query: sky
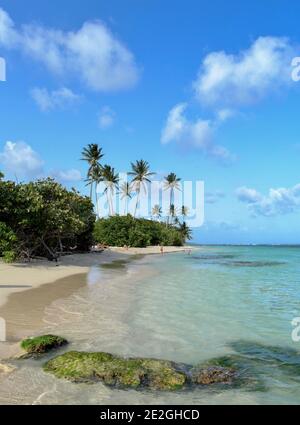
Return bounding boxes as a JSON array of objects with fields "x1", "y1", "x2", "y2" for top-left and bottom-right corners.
[{"x1": 1, "y1": 0, "x2": 300, "y2": 244}]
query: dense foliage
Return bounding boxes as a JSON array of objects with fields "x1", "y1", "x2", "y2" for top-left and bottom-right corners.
[
  {"x1": 0, "y1": 177, "x2": 95, "y2": 262},
  {"x1": 93, "y1": 215, "x2": 188, "y2": 248}
]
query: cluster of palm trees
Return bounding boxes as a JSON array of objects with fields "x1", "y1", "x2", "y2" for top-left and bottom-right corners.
[{"x1": 81, "y1": 144, "x2": 191, "y2": 235}]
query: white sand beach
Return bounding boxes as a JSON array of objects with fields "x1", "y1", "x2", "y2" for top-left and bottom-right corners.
[
  {"x1": 0, "y1": 246, "x2": 193, "y2": 360},
  {"x1": 0, "y1": 245, "x2": 193, "y2": 308}
]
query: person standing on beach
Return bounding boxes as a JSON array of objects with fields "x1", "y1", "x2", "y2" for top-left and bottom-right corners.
[{"x1": 160, "y1": 245, "x2": 164, "y2": 255}]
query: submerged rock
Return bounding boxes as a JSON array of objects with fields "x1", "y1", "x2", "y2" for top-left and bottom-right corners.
[
  {"x1": 44, "y1": 351, "x2": 187, "y2": 390},
  {"x1": 191, "y1": 366, "x2": 236, "y2": 385},
  {"x1": 43, "y1": 351, "x2": 240, "y2": 391},
  {"x1": 201, "y1": 354, "x2": 267, "y2": 392},
  {"x1": 20, "y1": 335, "x2": 68, "y2": 356}
]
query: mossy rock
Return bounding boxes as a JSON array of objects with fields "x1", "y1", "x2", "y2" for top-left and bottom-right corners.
[
  {"x1": 20, "y1": 335, "x2": 68, "y2": 355},
  {"x1": 191, "y1": 366, "x2": 236, "y2": 385},
  {"x1": 44, "y1": 351, "x2": 187, "y2": 390},
  {"x1": 199, "y1": 354, "x2": 267, "y2": 392}
]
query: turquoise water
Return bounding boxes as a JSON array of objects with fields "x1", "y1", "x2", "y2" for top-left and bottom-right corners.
[
  {"x1": 126, "y1": 246, "x2": 300, "y2": 403},
  {"x1": 1, "y1": 245, "x2": 300, "y2": 404}
]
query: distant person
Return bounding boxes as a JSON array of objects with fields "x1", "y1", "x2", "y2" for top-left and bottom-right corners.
[{"x1": 160, "y1": 245, "x2": 164, "y2": 255}]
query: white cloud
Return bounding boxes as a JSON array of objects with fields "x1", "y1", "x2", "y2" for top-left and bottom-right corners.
[
  {"x1": 0, "y1": 141, "x2": 82, "y2": 183},
  {"x1": 0, "y1": 141, "x2": 44, "y2": 178},
  {"x1": 236, "y1": 184, "x2": 300, "y2": 216},
  {"x1": 216, "y1": 108, "x2": 235, "y2": 122},
  {"x1": 98, "y1": 106, "x2": 115, "y2": 129},
  {"x1": 162, "y1": 37, "x2": 296, "y2": 163},
  {"x1": 206, "y1": 190, "x2": 226, "y2": 204},
  {"x1": 0, "y1": 8, "x2": 17, "y2": 46},
  {"x1": 236, "y1": 186, "x2": 263, "y2": 203},
  {"x1": 31, "y1": 87, "x2": 81, "y2": 111},
  {"x1": 202, "y1": 220, "x2": 242, "y2": 231},
  {"x1": 161, "y1": 103, "x2": 235, "y2": 162},
  {"x1": 194, "y1": 36, "x2": 295, "y2": 107},
  {"x1": 0, "y1": 7, "x2": 139, "y2": 92},
  {"x1": 51, "y1": 168, "x2": 82, "y2": 182}
]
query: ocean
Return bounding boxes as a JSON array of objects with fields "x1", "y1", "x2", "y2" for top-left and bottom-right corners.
[{"x1": 1, "y1": 246, "x2": 300, "y2": 404}]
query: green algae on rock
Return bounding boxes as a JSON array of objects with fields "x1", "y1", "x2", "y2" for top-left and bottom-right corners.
[
  {"x1": 43, "y1": 351, "x2": 187, "y2": 390},
  {"x1": 191, "y1": 366, "x2": 236, "y2": 385},
  {"x1": 21, "y1": 335, "x2": 68, "y2": 355}
]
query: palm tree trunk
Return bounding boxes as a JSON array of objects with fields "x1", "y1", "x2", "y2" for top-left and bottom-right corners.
[
  {"x1": 110, "y1": 190, "x2": 115, "y2": 216},
  {"x1": 105, "y1": 191, "x2": 111, "y2": 216},
  {"x1": 170, "y1": 188, "x2": 173, "y2": 209},
  {"x1": 134, "y1": 189, "x2": 140, "y2": 218},
  {"x1": 90, "y1": 182, "x2": 93, "y2": 200},
  {"x1": 168, "y1": 188, "x2": 173, "y2": 225},
  {"x1": 95, "y1": 186, "x2": 99, "y2": 218}
]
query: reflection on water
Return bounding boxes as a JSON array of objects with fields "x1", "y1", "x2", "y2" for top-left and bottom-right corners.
[{"x1": 1, "y1": 246, "x2": 300, "y2": 404}]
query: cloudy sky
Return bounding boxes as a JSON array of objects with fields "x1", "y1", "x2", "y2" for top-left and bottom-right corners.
[{"x1": 1, "y1": 0, "x2": 300, "y2": 244}]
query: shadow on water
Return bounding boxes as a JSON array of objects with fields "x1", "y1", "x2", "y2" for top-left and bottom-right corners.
[
  {"x1": 225, "y1": 261, "x2": 286, "y2": 268},
  {"x1": 100, "y1": 260, "x2": 129, "y2": 270},
  {"x1": 190, "y1": 254, "x2": 237, "y2": 260},
  {"x1": 100, "y1": 255, "x2": 145, "y2": 270},
  {"x1": 189, "y1": 255, "x2": 286, "y2": 268},
  {"x1": 230, "y1": 340, "x2": 300, "y2": 375}
]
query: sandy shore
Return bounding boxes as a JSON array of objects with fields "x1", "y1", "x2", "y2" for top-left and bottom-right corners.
[
  {"x1": 0, "y1": 246, "x2": 194, "y2": 360},
  {"x1": 109, "y1": 245, "x2": 193, "y2": 255},
  {"x1": 0, "y1": 250, "x2": 120, "y2": 309},
  {"x1": 0, "y1": 245, "x2": 193, "y2": 308}
]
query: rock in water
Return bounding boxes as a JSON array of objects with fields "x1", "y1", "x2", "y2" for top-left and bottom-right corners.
[
  {"x1": 20, "y1": 335, "x2": 68, "y2": 356},
  {"x1": 192, "y1": 366, "x2": 236, "y2": 385},
  {"x1": 44, "y1": 351, "x2": 187, "y2": 390}
]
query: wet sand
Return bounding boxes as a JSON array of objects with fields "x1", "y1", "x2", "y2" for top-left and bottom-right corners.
[
  {"x1": 0, "y1": 246, "x2": 193, "y2": 309},
  {"x1": 0, "y1": 273, "x2": 87, "y2": 359},
  {"x1": 0, "y1": 247, "x2": 192, "y2": 360},
  {"x1": 0, "y1": 251, "x2": 124, "y2": 309}
]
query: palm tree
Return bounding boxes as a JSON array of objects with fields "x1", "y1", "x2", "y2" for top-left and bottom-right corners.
[
  {"x1": 164, "y1": 173, "x2": 181, "y2": 224},
  {"x1": 169, "y1": 203, "x2": 177, "y2": 224},
  {"x1": 179, "y1": 222, "x2": 192, "y2": 242},
  {"x1": 181, "y1": 205, "x2": 189, "y2": 222},
  {"x1": 81, "y1": 144, "x2": 104, "y2": 200},
  {"x1": 85, "y1": 164, "x2": 103, "y2": 216},
  {"x1": 152, "y1": 204, "x2": 162, "y2": 221},
  {"x1": 128, "y1": 160, "x2": 155, "y2": 217},
  {"x1": 102, "y1": 165, "x2": 119, "y2": 216},
  {"x1": 164, "y1": 173, "x2": 181, "y2": 209},
  {"x1": 94, "y1": 165, "x2": 104, "y2": 217},
  {"x1": 120, "y1": 182, "x2": 132, "y2": 215}
]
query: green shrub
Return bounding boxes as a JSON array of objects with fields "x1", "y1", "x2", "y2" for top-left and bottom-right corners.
[
  {"x1": 0, "y1": 222, "x2": 17, "y2": 263},
  {"x1": 93, "y1": 215, "x2": 187, "y2": 248},
  {"x1": 0, "y1": 178, "x2": 95, "y2": 261}
]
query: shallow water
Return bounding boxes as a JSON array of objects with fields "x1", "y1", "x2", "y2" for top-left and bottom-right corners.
[{"x1": 1, "y1": 246, "x2": 300, "y2": 404}]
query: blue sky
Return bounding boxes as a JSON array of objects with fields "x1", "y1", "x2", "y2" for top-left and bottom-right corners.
[{"x1": 1, "y1": 0, "x2": 300, "y2": 244}]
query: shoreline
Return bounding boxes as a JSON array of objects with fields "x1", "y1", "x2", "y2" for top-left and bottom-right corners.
[
  {"x1": 0, "y1": 246, "x2": 193, "y2": 361},
  {"x1": 0, "y1": 245, "x2": 194, "y2": 308}
]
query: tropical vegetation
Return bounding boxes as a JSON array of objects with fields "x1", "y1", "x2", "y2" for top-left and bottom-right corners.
[
  {"x1": 0, "y1": 177, "x2": 95, "y2": 262},
  {"x1": 93, "y1": 215, "x2": 187, "y2": 248},
  {"x1": 0, "y1": 143, "x2": 192, "y2": 262}
]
